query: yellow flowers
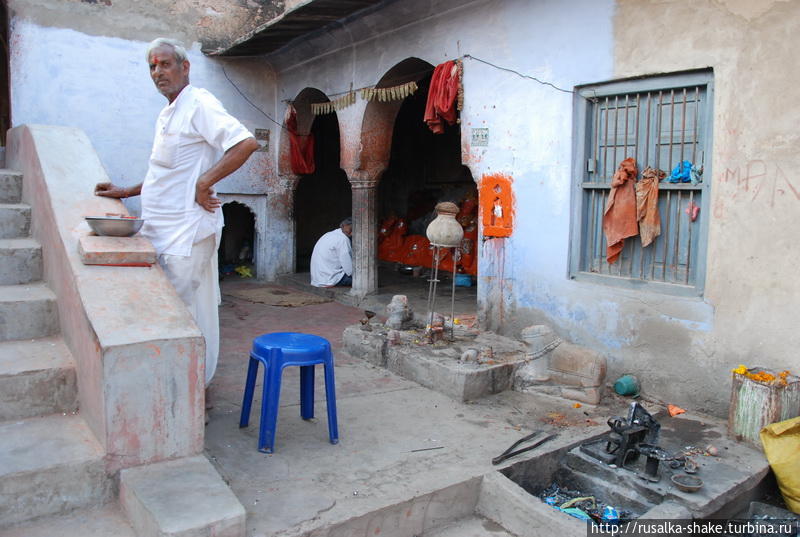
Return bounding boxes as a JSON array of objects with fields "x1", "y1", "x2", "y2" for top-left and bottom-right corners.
[
  {"x1": 234, "y1": 265, "x2": 253, "y2": 278},
  {"x1": 732, "y1": 365, "x2": 793, "y2": 386}
]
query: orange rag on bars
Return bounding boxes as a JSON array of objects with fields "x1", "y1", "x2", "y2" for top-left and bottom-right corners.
[
  {"x1": 285, "y1": 104, "x2": 315, "y2": 175},
  {"x1": 603, "y1": 158, "x2": 639, "y2": 264},
  {"x1": 424, "y1": 61, "x2": 460, "y2": 134},
  {"x1": 635, "y1": 167, "x2": 667, "y2": 247}
]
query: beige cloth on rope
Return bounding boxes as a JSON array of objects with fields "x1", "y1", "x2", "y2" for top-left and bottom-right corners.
[{"x1": 636, "y1": 167, "x2": 667, "y2": 247}]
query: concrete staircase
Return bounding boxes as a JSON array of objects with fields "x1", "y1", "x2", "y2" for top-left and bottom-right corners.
[
  {"x1": 0, "y1": 164, "x2": 246, "y2": 536},
  {"x1": 0, "y1": 169, "x2": 111, "y2": 528}
]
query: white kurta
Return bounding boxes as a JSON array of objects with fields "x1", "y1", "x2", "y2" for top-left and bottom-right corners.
[
  {"x1": 141, "y1": 85, "x2": 252, "y2": 256},
  {"x1": 310, "y1": 228, "x2": 353, "y2": 287},
  {"x1": 141, "y1": 85, "x2": 253, "y2": 385}
]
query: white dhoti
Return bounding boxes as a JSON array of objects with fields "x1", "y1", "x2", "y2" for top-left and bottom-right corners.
[{"x1": 158, "y1": 234, "x2": 220, "y2": 386}]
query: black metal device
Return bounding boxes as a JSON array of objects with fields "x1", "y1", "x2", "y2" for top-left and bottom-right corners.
[{"x1": 604, "y1": 402, "x2": 665, "y2": 480}]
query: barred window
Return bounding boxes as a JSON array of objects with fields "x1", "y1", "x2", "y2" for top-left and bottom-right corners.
[{"x1": 570, "y1": 71, "x2": 714, "y2": 296}]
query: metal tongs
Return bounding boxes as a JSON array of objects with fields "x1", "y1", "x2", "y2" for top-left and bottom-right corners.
[{"x1": 492, "y1": 430, "x2": 557, "y2": 465}]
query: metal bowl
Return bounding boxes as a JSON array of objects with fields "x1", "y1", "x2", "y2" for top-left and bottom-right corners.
[
  {"x1": 671, "y1": 473, "x2": 703, "y2": 493},
  {"x1": 85, "y1": 216, "x2": 144, "y2": 237}
]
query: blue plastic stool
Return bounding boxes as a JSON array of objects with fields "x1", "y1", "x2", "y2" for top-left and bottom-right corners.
[{"x1": 239, "y1": 332, "x2": 339, "y2": 453}]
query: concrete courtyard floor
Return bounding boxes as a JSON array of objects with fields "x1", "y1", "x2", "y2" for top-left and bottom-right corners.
[
  {"x1": 206, "y1": 279, "x2": 633, "y2": 537},
  {"x1": 2, "y1": 278, "x2": 777, "y2": 537},
  {"x1": 277, "y1": 264, "x2": 479, "y2": 322}
]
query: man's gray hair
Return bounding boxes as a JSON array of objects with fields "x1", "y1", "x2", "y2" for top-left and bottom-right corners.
[
  {"x1": 145, "y1": 38, "x2": 188, "y2": 63},
  {"x1": 340, "y1": 217, "x2": 352, "y2": 228}
]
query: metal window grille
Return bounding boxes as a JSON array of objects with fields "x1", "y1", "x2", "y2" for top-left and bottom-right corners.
[{"x1": 571, "y1": 72, "x2": 713, "y2": 295}]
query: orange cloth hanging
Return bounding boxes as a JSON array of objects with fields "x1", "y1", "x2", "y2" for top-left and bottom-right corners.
[
  {"x1": 603, "y1": 158, "x2": 639, "y2": 264},
  {"x1": 636, "y1": 167, "x2": 667, "y2": 247},
  {"x1": 285, "y1": 104, "x2": 315, "y2": 175},
  {"x1": 424, "y1": 61, "x2": 460, "y2": 134}
]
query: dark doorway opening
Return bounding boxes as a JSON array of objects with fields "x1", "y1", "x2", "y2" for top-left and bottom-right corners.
[
  {"x1": 376, "y1": 69, "x2": 477, "y2": 315},
  {"x1": 220, "y1": 202, "x2": 255, "y2": 277},
  {"x1": 294, "y1": 111, "x2": 352, "y2": 272},
  {"x1": 378, "y1": 72, "x2": 474, "y2": 232}
]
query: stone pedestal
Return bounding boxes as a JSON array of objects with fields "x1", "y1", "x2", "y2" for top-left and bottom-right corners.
[{"x1": 514, "y1": 325, "x2": 607, "y2": 405}]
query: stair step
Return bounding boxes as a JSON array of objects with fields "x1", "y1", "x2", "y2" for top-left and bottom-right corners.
[
  {"x1": 0, "y1": 337, "x2": 77, "y2": 421},
  {"x1": 0, "y1": 503, "x2": 137, "y2": 537},
  {"x1": 120, "y1": 455, "x2": 245, "y2": 537},
  {"x1": 0, "y1": 238, "x2": 42, "y2": 285},
  {"x1": 423, "y1": 516, "x2": 515, "y2": 537},
  {"x1": 0, "y1": 414, "x2": 109, "y2": 527},
  {"x1": 0, "y1": 283, "x2": 59, "y2": 341},
  {"x1": 0, "y1": 203, "x2": 31, "y2": 239},
  {"x1": 0, "y1": 170, "x2": 22, "y2": 204}
]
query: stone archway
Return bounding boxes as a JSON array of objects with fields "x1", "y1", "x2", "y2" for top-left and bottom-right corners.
[
  {"x1": 217, "y1": 195, "x2": 266, "y2": 279},
  {"x1": 278, "y1": 87, "x2": 351, "y2": 274},
  {"x1": 349, "y1": 58, "x2": 437, "y2": 297}
]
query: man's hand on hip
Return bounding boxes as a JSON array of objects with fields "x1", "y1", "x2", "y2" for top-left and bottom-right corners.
[{"x1": 196, "y1": 180, "x2": 221, "y2": 212}]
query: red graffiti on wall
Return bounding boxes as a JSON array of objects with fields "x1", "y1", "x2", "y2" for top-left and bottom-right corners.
[{"x1": 722, "y1": 161, "x2": 799, "y2": 203}]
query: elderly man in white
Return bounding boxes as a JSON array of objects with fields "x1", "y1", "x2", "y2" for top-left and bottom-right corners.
[
  {"x1": 310, "y1": 218, "x2": 353, "y2": 287},
  {"x1": 95, "y1": 38, "x2": 259, "y2": 391}
]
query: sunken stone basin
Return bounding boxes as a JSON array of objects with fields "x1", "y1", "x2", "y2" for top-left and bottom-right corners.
[
  {"x1": 475, "y1": 414, "x2": 773, "y2": 536},
  {"x1": 342, "y1": 323, "x2": 528, "y2": 401}
]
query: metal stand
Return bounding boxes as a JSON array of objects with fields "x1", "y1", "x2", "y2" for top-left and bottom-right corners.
[
  {"x1": 425, "y1": 246, "x2": 441, "y2": 335},
  {"x1": 425, "y1": 245, "x2": 459, "y2": 343}
]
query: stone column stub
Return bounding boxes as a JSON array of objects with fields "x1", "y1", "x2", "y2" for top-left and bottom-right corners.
[
  {"x1": 263, "y1": 173, "x2": 300, "y2": 278},
  {"x1": 348, "y1": 168, "x2": 383, "y2": 298}
]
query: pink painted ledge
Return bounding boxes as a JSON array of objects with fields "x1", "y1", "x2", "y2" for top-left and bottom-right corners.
[{"x1": 78, "y1": 234, "x2": 157, "y2": 266}]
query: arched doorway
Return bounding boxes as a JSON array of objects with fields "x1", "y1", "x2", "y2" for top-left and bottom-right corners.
[
  {"x1": 365, "y1": 58, "x2": 477, "y2": 314},
  {"x1": 291, "y1": 88, "x2": 352, "y2": 272},
  {"x1": 219, "y1": 201, "x2": 256, "y2": 278}
]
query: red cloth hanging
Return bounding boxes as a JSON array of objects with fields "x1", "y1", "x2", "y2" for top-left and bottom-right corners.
[
  {"x1": 285, "y1": 104, "x2": 315, "y2": 175},
  {"x1": 603, "y1": 158, "x2": 639, "y2": 264},
  {"x1": 424, "y1": 61, "x2": 460, "y2": 134}
]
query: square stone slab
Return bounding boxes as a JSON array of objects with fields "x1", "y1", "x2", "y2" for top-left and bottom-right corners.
[{"x1": 78, "y1": 235, "x2": 156, "y2": 266}]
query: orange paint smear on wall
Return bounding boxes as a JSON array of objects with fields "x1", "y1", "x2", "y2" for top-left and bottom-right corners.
[{"x1": 479, "y1": 173, "x2": 514, "y2": 237}]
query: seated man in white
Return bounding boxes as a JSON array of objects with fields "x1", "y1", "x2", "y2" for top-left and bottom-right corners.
[{"x1": 310, "y1": 218, "x2": 353, "y2": 287}]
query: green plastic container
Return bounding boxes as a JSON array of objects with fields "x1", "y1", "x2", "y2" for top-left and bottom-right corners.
[{"x1": 614, "y1": 374, "x2": 640, "y2": 396}]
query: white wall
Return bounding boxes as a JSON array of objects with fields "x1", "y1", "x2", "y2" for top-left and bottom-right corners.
[
  {"x1": 11, "y1": 0, "x2": 794, "y2": 416},
  {"x1": 266, "y1": 0, "x2": 759, "y2": 415},
  {"x1": 9, "y1": 20, "x2": 278, "y2": 214}
]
